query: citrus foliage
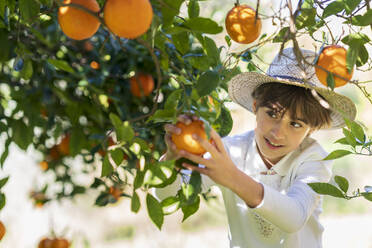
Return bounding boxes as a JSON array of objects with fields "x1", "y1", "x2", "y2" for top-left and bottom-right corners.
[{"x1": 0, "y1": 0, "x2": 371, "y2": 233}]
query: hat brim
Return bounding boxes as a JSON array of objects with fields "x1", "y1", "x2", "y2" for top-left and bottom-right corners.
[{"x1": 228, "y1": 72, "x2": 357, "y2": 129}]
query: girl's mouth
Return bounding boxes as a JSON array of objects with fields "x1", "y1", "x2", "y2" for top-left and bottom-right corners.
[{"x1": 264, "y1": 137, "x2": 283, "y2": 149}]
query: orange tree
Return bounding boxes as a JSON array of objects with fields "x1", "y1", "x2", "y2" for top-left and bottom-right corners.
[{"x1": 0, "y1": 0, "x2": 371, "y2": 231}]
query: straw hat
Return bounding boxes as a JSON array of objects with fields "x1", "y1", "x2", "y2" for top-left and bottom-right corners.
[{"x1": 228, "y1": 47, "x2": 357, "y2": 129}]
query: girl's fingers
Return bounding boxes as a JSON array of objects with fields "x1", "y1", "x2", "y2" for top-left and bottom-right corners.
[
  {"x1": 177, "y1": 114, "x2": 193, "y2": 124},
  {"x1": 210, "y1": 129, "x2": 227, "y2": 155},
  {"x1": 182, "y1": 163, "x2": 208, "y2": 175},
  {"x1": 164, "y1": 124, "x2": 181, "y2": 135},
  {"x1": 192, "y1": 134, "x2": 220, "y2": 158},
  {"x1": 179, "y1": 150, "x2": 206, "y2": 165}
]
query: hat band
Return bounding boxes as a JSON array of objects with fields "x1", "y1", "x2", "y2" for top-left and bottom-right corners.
[{"x1": 269, "y1": 74, "x2": 315, "y2": 87}]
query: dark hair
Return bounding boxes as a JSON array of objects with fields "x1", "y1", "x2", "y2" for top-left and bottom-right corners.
[{"x1": 251, "y1": 83, "x2": 332, "y2": 129}]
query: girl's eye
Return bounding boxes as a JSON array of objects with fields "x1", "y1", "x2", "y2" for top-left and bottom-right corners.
[
  {"x1": 266, "y1": 111, "x2": 277, "y2": 118},
  {"x1": 291, "y1": 122, "x2": 302, "y2": 128}
]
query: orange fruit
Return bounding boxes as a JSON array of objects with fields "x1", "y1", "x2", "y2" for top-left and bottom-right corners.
[
  {"x1": 109, "y1": 186, "x2": 122, "y2": 200},
  {"x1": 225, "y1": 4, "x2": 261, "y2": 44},
  {"x1": 38, "y1": 238, "x2": 53, "y2": 248},
  {"x1": 0, "y1": 221, "x2": 5, "y2": 241},
  {"x1": 84, "y1": 41, "x2": 94, "y2": 51},
  {"x1": 57, "y1": 134, "x2": 70, "y2": 156},
  {"x1": 171, "y1": 120, "x2": 211, "y2": 156},
  {"x1": 49, "y1": 145, "x2": 61, "y2": 161},
  {"x1": 130, "y1": 73, "x2": 155, "y2": 97},
  {"x1": 90, "y1": 61, "x2": 100, "y2": 69},
  {"x1": 58, "y1": 0, "x2": 101, "y2": 40},
  {"x1": 315, "y1": 45, "x2": 353, "y2": 88},
  {"x1": 104, "y1": 0, "x2": 153, "y2": 39},
  {"x1": 52, "y1": 238, "x2": 70, "y2": 248},
  {"x1": 39, "y1": 161, "x2": 49, "y2": 171}
]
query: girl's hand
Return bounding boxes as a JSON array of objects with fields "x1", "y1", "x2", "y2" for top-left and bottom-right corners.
[
  {"x1": 162, "y1": 114, "x2": 199, "y2": 161},
  {"x1": 178, "y1": 127, "x2": 239, "y2": 189}
]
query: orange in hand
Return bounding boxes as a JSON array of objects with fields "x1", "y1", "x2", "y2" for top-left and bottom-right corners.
[
  {"x1": 171, "y1": 120, "x2": 211, "y2": 156},
  {"x1": 225, "y1": 4, "x2": 261, "y2": 44},
  {"x1": 130, "y1": 73, "x2": 154, "y2": 97},
  {"x1": 58, "y1": 0, "x2": 101, "y2": 40},
  {"x1": 315, "y1": 45, "x2": 353, "y2": 88},
  {"x1": 104, "y1": 0, "x2": 153, "y2": 39},
  {"x1": 0, "y1": 221, "x2": 5, "y2": 241}
]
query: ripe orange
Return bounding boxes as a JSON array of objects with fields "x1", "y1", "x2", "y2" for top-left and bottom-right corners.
[
  {"x1": 315, "y1": 45, "x2": 353, "y2": 88},
  {"x1": 49, "y1": 145, "x2": 61, "y2": 161},
  {"x1": 171, "y1": 120, "x2": 211, "y2": 156},
  {"x1": 52, "y1": 238, "x2": 70, "y2": 248},
  {"x1": 58, "y1": 0, "x2": 101, "y2": 40},
  {"x1": 57, "y1": 134, "x2": 70, "y2": 156},
  {"x1": 39, "y1": 161, "x2": 49, "y2": 171},
  {"x1": 104, "y1": 0, "x2": 153, "y2": 39},
  {"x1": 38, "y1": 238, "x2": 53, "y2": 248},
  {"x1": 90, "y1": 61, "x2": 100, "y2": 69},
  {"x1": 0, "y1": 221, "x2": 5, "y2": 241},
  {"x1": 109, "y1": 186, "x2": 122, "y2": 200},
  {"x1": 130, "y1": 73, "x2": 155, "y2": 97},
  {"x1": 225, "y1": 4, "x2": 261, "y2": 44}
]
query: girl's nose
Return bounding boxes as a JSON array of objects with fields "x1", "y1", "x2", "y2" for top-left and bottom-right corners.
[{"x1": 270, "y1": 121, "x2": 286, "y2": 140}]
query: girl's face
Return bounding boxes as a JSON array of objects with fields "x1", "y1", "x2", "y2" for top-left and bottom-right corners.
[{"x1": 253, "y1": 101, "x2": 314, "y2": 166}]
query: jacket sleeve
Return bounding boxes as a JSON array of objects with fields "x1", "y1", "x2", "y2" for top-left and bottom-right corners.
[{"x1": 251, "y1": 159, "x2": 333, "y2": 233}]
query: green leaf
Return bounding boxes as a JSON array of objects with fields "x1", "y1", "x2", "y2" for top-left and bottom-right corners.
[
  {"x1": 19, "y1": 0, "x2": 40, "y2": 22},
  {"x1": 183, "y1": 17, "x2": 223, "y2": 34},
  {"x1": 101, "y1": 155, "x2": 113, "y2": 177},
  {"x1": 344, "y1": 0, "x2": 362, "y2": 15},
  {"x1": 133, "y1": 170, "x2": 145, "y2": 190},
  {"x1": 334, "y1": 137, "x2": 349, "y2": 145},
  {"x1": 273, "y1": 27, "x2": 289, "y2": 43},
  {"x1": 110, "y1": 149, "x2": 124, "y2": 166},
  {"x1": 343, "y1": 128, "x2": 357, "y2": 147},
  {"x1": 307, "y1": 182, "x2": 345, "y2": 198},
  {"x1": 0, "y1": 193, "x2": 5, "y2": 210},
  {"x1": 47, "y1": 59, "x2": 75, "y2": 73},
  {"x1": 110, "y1": 114, "x2": 134, "y2": 142},
  {"x1": 146, "y1": 193, "x2": 164, "y2": 230},
  {"x1": 160, "y1": 0, "x2": 184, "y2": 27},
  {"x1": 144, "y1": 160, "x2": 175, "y2": 187},
  {"x1": 187, "y1": 54, "x2": 210, "y2": 71},
  {"x1": 172, "y1": 31, "x2": 190, "y2": 55},
  {"x1": 196, "y1": 71, "x2": 220, "y2": 98},
  {"x1": 131, "y1": 191, "x2": 141, "y2": 213},
  {"x1": 180, "y1": 171, "x2": 201, "y2": 205},
  {"x1": 181, "y1": 195, "x2": 200, "y2": 221},
  {"x1": 356, "y1": 45, "x2": 369, "y2": 67},
  {"x1": 334, "y1": 175, "x2": 349, "y2": 193},
  {"x1": 0, "y1": 176, "x2": 9, "y2": 189},
  {"x1": 348, "y1": 9, "x2": 372, "y2": 26},
  {"x1": 69, "y1": 128, "x2": 86, "y2": 157},
  {"x1": 20, "y1": 59, "x2": 33, "y2": 80},
  {"x1": 213, "y1": 105, "x2": 233, "y2": 137},
  {"x1": 165, "y1": 89, "x2": 182, "y2": 109},
  {"x1": 203, "y1": 36, "x2": 220, "y2": 66},
  {"x1": 11, "y1": 120, "x2": 33, "y2": 151},
  {"x1": 326, "y1": 72, "x2": 335, "y2": 90},
  {"x1": 225, "y1": 35, "x2": 232, "y2": 47},
  {"x1": 0, "y1": 29, "x2": 13, "y2": 62},
  {"x1": 188, "y1": 0, "x2": 199, "y2": 18},
  {"x1": 342, "y1": 33, "x2": 370, "y2": 46},
  {"x1": 0, "y1": 139, "x2": 10, "y2": 168},
  {"x1": 322, "y1": 0, "x2": 344, "y2": 19},
  {"x1": 346, "y1": 46, "x2": 358, "y2": 74},
  {"x1": 161, "y1": 196, "x2": 180, "y2": 215},
  {"x1": 323, "y1": 150, "x2": 352, "y2": 160},
  {"x1": 148, "y1": 109, "x2": 177, "y2": 123},
  {"x1": 361, "y1": 192, "x2": 372, "y2": 202},
  {"x1": 350, "y1": 121, "x2": 365, "y2": 144},
  {"x1": 296, "y1": 8, "x2": 316, "y2": 30}
]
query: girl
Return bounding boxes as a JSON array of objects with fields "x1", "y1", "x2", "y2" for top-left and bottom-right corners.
[{"x1": 158, "y1": 47, "x2": 356, "y2": 248}]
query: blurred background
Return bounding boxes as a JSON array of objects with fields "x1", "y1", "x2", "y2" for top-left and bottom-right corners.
[{"x1": 1, "y1": 0, "x2": 372, "y2": 247}]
